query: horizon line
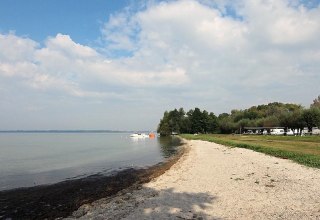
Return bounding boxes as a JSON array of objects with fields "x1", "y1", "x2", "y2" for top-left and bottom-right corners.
[{"x1": 0, "y1": 129, "x2": 153, "y2": 133}]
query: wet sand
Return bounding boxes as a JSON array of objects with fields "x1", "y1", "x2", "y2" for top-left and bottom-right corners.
[{"x1": 68, "y1": 139, "x2": 320, "y2": 219}]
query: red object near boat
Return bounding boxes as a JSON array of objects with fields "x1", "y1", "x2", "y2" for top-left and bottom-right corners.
[{"x1": 149, "y1": 133, "x2": 155, "y2": 138}]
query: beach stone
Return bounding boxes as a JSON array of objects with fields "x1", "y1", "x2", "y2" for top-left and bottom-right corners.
[
  {"x1": 72, "y1": 209, "x2": 85, "y2": 218},
  {"x1": 122, "y1": 192, "x2": 132, "y2": 200},
  {"x1": 114, "y1": 198, "x2": 124, "y2": 204},
  {"x1": 176, "y1": 211, "x2": 194, "y2": 219},
  {"x1": 67, "y1": 140, "x2": 320, "y2": 220},
  {"x1": 76, "y1": 204, "x2": 92, "y2": 216}
]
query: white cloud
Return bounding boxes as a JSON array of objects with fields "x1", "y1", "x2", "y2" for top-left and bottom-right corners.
[
  {"x1": 0, "y1": 31, "x2": 189, "y2": 100},
  {"x1": 1, "y1": 0, "x2": 320, "y2": 130},
  {"x1": 44, "y1": 34, "x2": 99, "y2": 58},
  {"x1": 0, "y1": 33, "x2": 38, "y2": 63},
  {"x1": 102, "y1": 10, "x2": 139, "y2": 52},
  {"x1": 241, "y1": 0, "x2": 320, "y2": 46}
]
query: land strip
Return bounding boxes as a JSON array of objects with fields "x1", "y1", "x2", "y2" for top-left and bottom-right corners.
[
  {"x1": 182, "y1": 134, "x2": 320, "y2": 168},
  {"x1": 68, "y1": 139, "x2": 320, "y2": 219}
]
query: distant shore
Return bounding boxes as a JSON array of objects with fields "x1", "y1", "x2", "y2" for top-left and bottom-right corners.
[
  {"x1": 68, "y1": 139, "x2": 320, "y2": 219},
  {"x1": 0, "y1": 130, "x2": 132, "y2": 133},
  {"x1": 0, "y1": 141, "x2": 186, "y2": 219}
]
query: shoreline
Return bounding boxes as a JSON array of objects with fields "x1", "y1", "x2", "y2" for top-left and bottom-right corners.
[
  {"x1": 0, "y1": 140, "x2": 188, "y2": 219},
  {"x1": 68, "y1": 139, "x2": 320, "y2": 219}
]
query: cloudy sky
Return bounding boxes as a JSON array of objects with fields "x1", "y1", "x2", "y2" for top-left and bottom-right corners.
[{"x1": 0, "y1": 0, "x2": 319, "y2": 130}]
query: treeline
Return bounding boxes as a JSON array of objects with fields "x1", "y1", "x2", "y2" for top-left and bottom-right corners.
[
  {"x1": 157, "y1": 108, "x2": 218, "y2": 135},
  {"x1": 157, "y1": 96, "x2": 320, "y2": 135}
]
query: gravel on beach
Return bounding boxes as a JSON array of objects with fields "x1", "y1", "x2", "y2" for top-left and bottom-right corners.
[{"x1": 68, "y1": 140, "x2": 320, "y2": 220}]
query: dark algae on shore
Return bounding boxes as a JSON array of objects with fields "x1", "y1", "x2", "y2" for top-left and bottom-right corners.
[
  {"x1": 0, "y1": 142, "x2": 185, "y2": 220},
  {"x1": 1, "y1": 169, "x2": 139, "y2": 219}
]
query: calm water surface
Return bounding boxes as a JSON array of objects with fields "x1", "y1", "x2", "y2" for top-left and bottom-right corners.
[{"x1": 0, "y1": 132, "x2": 181, "y2": 190}]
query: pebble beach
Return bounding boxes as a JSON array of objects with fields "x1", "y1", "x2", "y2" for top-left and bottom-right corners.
[{"x1": 68, "y1": 139, "x2": 320, "y2": 219}]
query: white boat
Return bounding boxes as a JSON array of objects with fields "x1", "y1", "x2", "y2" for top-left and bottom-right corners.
[{"x1": 130, "y1": 133, "x2": 149, "y2": 138}]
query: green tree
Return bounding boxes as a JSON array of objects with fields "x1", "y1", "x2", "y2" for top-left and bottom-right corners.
[
  {"x1": 218, "y1": 116, "x2": 237, "y2": 134},
  {"x1": 302, "y1": 108, "x2": 320, "y2": 132},
  {"x1": 157, "y1": 111, "x2": 171, "y2": 136},
  {"x1": 207, "y1": 112, "x2": 218, "y2": 133},
  {"x1": 263, "y1": 116, "x2": 280, "y2": 127},
  {"x1": 178, "y1": 108, "x2": 190, "y2": 133},
  {"x1": 190, "y1": 108, "x2": 204, "y2": 133},
  {"x1": 157, "y1": 102, "x2": 306, "y2": 136},
  {"x1": 289, "y1": 110, "x2": 305, "y2": 134},
  {"x1": 168, "y1": 109, "x2": 181, "y2": 133},
  {"x1": 202, "y1": 110, "x2": 210, "y2": 133}
]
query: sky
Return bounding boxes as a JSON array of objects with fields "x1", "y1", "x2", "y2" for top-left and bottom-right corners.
[{"x1": 0, "y1": 0, "x2": 320, "y2": 131}]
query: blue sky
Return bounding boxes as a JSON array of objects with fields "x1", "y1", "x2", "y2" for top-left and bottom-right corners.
[
  {"x1": 0, "y1": 0, "x2": 130, "y2": 42},
  {"x1": 0, "y1": 0, "x2": 320, "y2": 130}
]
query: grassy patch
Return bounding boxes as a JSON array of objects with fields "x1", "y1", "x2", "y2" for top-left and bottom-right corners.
[{"x1": 181, "y1": 134, "x2": 320, "y2": 169}]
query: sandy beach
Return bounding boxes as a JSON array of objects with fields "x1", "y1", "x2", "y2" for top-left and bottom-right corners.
[{"x1": 68, "y1": 139, "x2": 320, "y2": 219}]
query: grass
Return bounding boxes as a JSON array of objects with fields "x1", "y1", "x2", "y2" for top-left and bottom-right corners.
[{"x1": 181, "y1": 134, "x2": 320, "y2": 169}]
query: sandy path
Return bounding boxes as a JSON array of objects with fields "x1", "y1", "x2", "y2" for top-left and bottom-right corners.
[{"x1": 69, "y1": 140, "x2": 320, "y2": 219}]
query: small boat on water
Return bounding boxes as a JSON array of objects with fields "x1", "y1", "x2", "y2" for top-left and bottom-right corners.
[{"x1": 130, "y1": 133, "x2": 149, "y2": 138}]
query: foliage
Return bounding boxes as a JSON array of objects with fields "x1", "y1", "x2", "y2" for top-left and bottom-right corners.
[
  {"x1": 311, "y1": 95, "x2": 320, "y2": 108},
  {"x1": 157, "y1": 108, "x2": 186, "y2": 136},
  {"x1": 158, "y1": 95, "x2": 320, "y2": 135},
  {"x1": 219, "y1": 102, "x2": 304, "y2": 133},
  {"x1": 302, "y1": 107, "x2": 320, "y2": 132},
  {"x1": 157, "y1": 108, "x2": 218, "y2": 135}
]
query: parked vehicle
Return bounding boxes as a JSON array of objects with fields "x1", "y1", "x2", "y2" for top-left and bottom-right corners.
[
  {"x1": 244, "y1": 130, "x2": 254, "y2": 134},
  {"x1": 312, "y1": 127, "x2": 320, "y2": 135},
  {"x1": 286, "y1": 129, "x2": 294, "y2": 136},
  {"x1": 301, "y1": 128, "x2": 310, "y2": 135},
  {"x1": 270, "y1": 129, "x2": 285, "y2": 135}
]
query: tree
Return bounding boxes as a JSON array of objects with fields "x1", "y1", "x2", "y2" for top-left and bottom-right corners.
[
  {"x1": 279, "y1": 111, "x2": 291, "y2": 129},
  {"x1": 157, "y1": 102, "x2": 308, "y2": 136},
  {"x1": 289, "y1": 110, "x2": 306, "y2": 134},
  {"x1": 218, "y1": 116, "x2": 237, "y2": 134},
  {"x1": 190, "y1": 108, "x2": 204, "y2": 134},
  {"x1": 311, "y1": 95, "x2": 320, "y2": 109},
  {"x1": 302, "y1": 108, "x2": 320, "y2": 132},
  {"x1": 280, "y1": 109, "x2": 305, "y2": 134},
  {"x1": 202, "y1": 110, "x2": 210, "y2": 133},
  {"x1": 178, "y1": 108, "x2": 190, "y2": 133},
  {"x1": 157, "y1": 108, "x2": 188, "y2": 135},
  {"x1": 180, "y1": 115, "x2": 191, "y2": 133},
  {"x1": 168, "y1": 109, "x2": 181, "y2": 133},
  {"x1": 263, "y1": 116, "x2": 280, "y2": 127},
  {"x1": 157, "y1": 111, "x2": 171, "y2": 136},
  {"x1": 207, "y1": 112, "x2": 218, "y2": 133},
  {"x1": 237, "y1": 118, "x2": 251, "y2": 130}
]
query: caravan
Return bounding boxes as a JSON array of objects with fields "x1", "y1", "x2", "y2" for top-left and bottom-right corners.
[
  {"x1": 312, "y1": 127, "x2": 320, "y2": 135},
  {"x1": 286, "y1": 129, "x2": 294, "y2": 136},
  {"x1": 270, "y1": 128, "x2": 285, "y2": 135}
]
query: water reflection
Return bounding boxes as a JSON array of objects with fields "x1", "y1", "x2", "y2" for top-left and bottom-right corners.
[
  {"x1": 157, "y1": 136, "x2": 183, "y2": 158},
  {"x1": 0, "y1": 133, "x2": 183, "y2": 190}
]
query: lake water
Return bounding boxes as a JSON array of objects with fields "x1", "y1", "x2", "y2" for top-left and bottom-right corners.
[{"x1": 0, "y1": 132, "x2": 181, "y2": 191}]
